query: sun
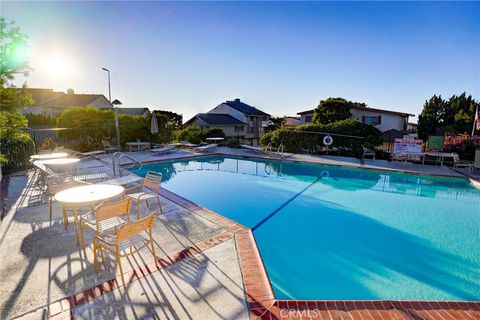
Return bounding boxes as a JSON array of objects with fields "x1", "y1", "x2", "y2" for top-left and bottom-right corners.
[{"x1": 40, "y1": 52, "x2": 74, "y2": 78}]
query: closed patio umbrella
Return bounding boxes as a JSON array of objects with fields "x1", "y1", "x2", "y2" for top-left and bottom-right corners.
[{"x1": 151, "y1": 114, "x2": 159, "y2": 135}]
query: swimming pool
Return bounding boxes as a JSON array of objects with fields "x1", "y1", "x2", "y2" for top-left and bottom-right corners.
[{"x1": 130, "y1": 156, "x2": 480, "y2": 301}]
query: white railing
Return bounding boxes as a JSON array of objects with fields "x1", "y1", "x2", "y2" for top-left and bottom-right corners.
[{"x1": 112, "y1": 152, "x2": 142, "y2": 176}]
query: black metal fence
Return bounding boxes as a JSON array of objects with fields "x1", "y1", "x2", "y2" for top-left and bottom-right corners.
[{"x1": 1, "y1": 127, "x2": 112, "y2": 174}]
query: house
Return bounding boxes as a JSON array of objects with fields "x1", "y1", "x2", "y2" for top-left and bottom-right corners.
[
  {"x1": 297, "y1": 105, "x2": 414, "y2": 132},
  {"x1": 185, "y1": 98, "x2": 270, "y2": 145},
  {"x1": 22, "y1": 88, "x2": 111, "y2": 116}
]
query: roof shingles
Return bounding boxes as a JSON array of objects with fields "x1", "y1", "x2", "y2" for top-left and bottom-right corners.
[
  {"x1": 224, "y1": 99, "x2": 269, "y2": 116},
  {"x1": 196, "y1": 113, "x2": 246, "y2": 125}
]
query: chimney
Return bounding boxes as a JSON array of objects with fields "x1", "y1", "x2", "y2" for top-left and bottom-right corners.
[
  {"x1": 234, "y1": 98, "x2": 240, "y2": 102},
  {"x1": 67, "y1": 88, "x2": 74, "y2": 95}
]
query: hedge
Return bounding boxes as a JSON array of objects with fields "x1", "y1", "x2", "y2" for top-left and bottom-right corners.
[
  {"x1": 56, "y1": 107, "x2": 175, "y2": 151},
  {"x1": 260, "y1": 119, "x2": 383, "y2": 155}
]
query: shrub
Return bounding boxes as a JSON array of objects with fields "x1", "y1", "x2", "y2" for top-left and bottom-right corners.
[
  {"x1": 443, "y1": 133, "x2": 480, "y2": 160},
  {"x1": 175, "y1": 126, "x2": 226, "y2": 144},
  {"x1": 39, "y1": 138, "x2": 57, "y2": 151},
  {"x1": 175, "y1": 126, "x2": 204, "y2": 144},
  {"x1": 56, "y1": 107, "x2": 175, "y2": 151},
  {"x1": 226, "y1": 138, "x2": 240, "y2": 148},
  {"x1": 260, "y1": 119, "x2": 383, "y2": 156},
  {"x1": 25, "y1": 113, "x2": 57, "y2": 126}
]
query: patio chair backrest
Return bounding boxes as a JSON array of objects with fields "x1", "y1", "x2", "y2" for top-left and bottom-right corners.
[
  {"x1": 143, "y1": 171, "x2": 162, "y2": 192},
  {"x1": 95, "y1": 198, "x2": 132, "y2": 225},
  {"x1": 116, "y1": 212, "x2": 156, "y2": 245},
  {"x1": 452, "y1": 153, "x2": 460, "y2": 162}
]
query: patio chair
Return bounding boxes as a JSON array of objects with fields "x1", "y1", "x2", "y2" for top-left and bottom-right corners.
[
  {"x1": 475, "y1": 149, "x2": 480, "y2": 170},
  {"x1": 240, "y1": 144, "x2": 265, "y2": 153},
  {"x1": 180, "y1": 141, "x2": 199, "y2": 148},
  {"x1": 362, "y1": 146, "x2": 375, "y2": 160},
  {"x1": 194, "y1": 144, "x2": 218, "y2": 152},
  {"x1": 150, "y1": 145, "x2": 175, "y2": 155},
  {"x1": 452, "y1": 153, "x2": 474, "y2": 172},
  {"x1": 45, "y1": 174, "x2": 90, "y2": 225},
  {"x1": 80, "y1": 198, "x2": 132, "y2": 249},
  {"x1": 125, "y1": 171, "x2": 163, "y2": 219},
  {"x1": 93, "y1": 212, "x2": 157, "y2": 285},
  {"x1": 102, "y1": 140, "x2": 118, "y2": 153}
]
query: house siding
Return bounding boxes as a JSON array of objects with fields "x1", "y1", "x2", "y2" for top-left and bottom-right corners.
[
  {"x1": 190, "y1": 118, "x2": 246, "y2": 138},
  {"x1": 299, "y1": 109, "x2": 408, "y2": 132}
]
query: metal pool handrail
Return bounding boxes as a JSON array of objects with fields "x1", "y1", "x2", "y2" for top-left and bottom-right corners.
[{"x1": 112, "y1": 152, "x2": 142, "y2": 176}]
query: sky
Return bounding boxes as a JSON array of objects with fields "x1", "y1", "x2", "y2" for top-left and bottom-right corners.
[{"x1": 4, "y1": 1, "x2": 480, "y2": 122}]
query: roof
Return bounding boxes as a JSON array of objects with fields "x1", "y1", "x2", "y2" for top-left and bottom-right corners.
[
  {"x1": 195, "y1": 113, "x2": 246, "y2": 125},
  {"x1": 297, "y1": 106, "x2": 414, "y2": 117},
  {"x1": 42, "y1": 93, "x2": 106, "y2": 107},
  {"x1": 116, "y1": 108, "x2": 150, "y2": 116},
  {"x1": 223, "y1": 99, "x2": 270, "y2": 116},
  {"x1": 26, "y1": 88, "x2": 63, "y2": 105},
  {"x1": 284, "y1": 116, "x2": 302, "y2": 126}
]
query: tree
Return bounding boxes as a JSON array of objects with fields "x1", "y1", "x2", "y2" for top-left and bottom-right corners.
[
  {"x1": 312, "y1": 97, "x2": 353, "y2": 124},
  {"x1": 417, "y1": 93, "x2": 479, "y2": 140},
  {"x1": 152, "y1": 110, "x2": 183, "y2": 128},
  {"x1": 0, "y1": 19, "x2": 33, "y2": 164},
  {"x1": 417, "y1": 95, "x2": 446, "y2": 139},
  {"x1": 266, "y1": 116, "x2": 285, "y2": 132}
]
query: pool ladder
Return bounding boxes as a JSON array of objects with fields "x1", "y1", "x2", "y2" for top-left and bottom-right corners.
[{"x1": 112, "y1": 152, "x2": 143, "y2": 176}]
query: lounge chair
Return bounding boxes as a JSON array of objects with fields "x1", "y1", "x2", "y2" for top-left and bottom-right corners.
[
  {"x1": 150, "y1": 145, "x2": 175, "y2": 155},
  {"x1": 362, "y1": 146, "x2": 375, "y2": 160},
  {"x1": 240, "y1": 144, "x2": 265, "y2": 153},
  {"x1": 452, "y1": 153, "x2": 474, "y2": 171},
  {"x1": 59, "y1": 147, "x2": 106, "y2": 159},
  {"x1": 195, "y1": 144, "x2": 217, "y2": 152},
  {"x1": 102, "y1": 140, "x2": 117, "y2": 153},
  {"x1": 475, "y1": 149, "x2": 480, "y2": 170},
  {"x1": 180, "y1": 141, "x2": 199, "y2": 148},
  {"x1": 93, "y1": 212, "x2": 157, "y2": 285}
]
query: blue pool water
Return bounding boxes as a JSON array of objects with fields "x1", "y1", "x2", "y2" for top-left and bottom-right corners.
[{"x1": 130, "y1": 156, "x2": 480, "y2": 301}]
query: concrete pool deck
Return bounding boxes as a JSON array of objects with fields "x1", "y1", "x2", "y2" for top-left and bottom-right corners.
[{"x1": 1, "y1": 148, "x2": 479, "y2": 319}]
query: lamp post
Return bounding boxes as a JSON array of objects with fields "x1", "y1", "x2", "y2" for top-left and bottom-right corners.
[{"x1": 102, "y1": 67, "x2": 121, "y2": 151}]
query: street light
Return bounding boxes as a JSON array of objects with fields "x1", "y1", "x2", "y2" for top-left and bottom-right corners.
[{"x1": 101, "y1": 67, "x2": 120, "y2": 151}]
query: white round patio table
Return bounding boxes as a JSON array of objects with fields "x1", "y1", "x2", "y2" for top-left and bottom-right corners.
[
  {"x1": 30, "y1": 152, "x2": 69, "y2": 160},
  {"x1": 55, "y1": 184, "x2": 125, "y2": 245}
]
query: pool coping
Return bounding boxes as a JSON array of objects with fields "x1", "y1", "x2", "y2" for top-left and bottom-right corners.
[{"x1": 44, "y1": 153, "x2": 479, "y2": 319}]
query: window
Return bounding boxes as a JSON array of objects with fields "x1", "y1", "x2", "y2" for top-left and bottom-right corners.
[
  {"x1": 262, "y1": 116, "x2": 268, "y2": 121},
  {"x1": 249, "y1": 127, "x2": 254, "y2": 133},
  {"x1": 234, "y1": 126, "x2": 244, "y2": 133},
  {"x1": 305, "y1": 115, "x2": 313, "y2": 123},
  {"x1": 362, "y1": 115, "x2": 381, "y2": 125}
]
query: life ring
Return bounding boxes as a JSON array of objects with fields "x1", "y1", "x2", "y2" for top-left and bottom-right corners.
[{"x1": 323, "y1": 135, "x2": 333, "y2": 146}]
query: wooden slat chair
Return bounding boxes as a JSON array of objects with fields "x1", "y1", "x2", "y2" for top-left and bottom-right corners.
[
  {"x1": 125, "y1": 171, "x2": 163, "y2": 219},
  {"x1": 80, "y1": 198, "x2": 132, "y2": 249},
  {"x1": 93, "y1": 212, "x2": 157, "y2": 285},
  {"x1": 45, "y1": 173, "x2": 90, "y2": 225}
]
